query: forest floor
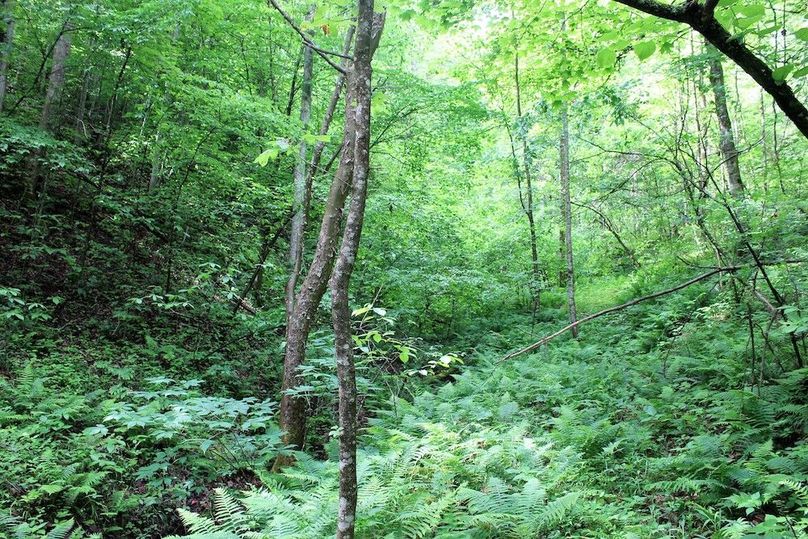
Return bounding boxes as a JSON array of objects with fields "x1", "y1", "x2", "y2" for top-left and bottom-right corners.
[{"x1": 4, "y1": 274, "x2": 807, "y2": 538}]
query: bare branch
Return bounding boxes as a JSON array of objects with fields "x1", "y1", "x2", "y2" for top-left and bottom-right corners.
[
  {"x1": 501, "y1": 260, "x2": 804, "y2": 361},
  {"x1": 266, "y1": 0, "x2": 349, "y2": 75}
]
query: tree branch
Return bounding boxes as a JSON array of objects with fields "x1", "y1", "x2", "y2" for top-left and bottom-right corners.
[
  {"x1": 611, "y1": 0, "x2": 808, "y2": 138},
  {"x1": 501, "y1": 260, "x2": 803, "y2": 361},
  {"x1": 266, "y1": 0, "x2": 348, "y2": 75}
]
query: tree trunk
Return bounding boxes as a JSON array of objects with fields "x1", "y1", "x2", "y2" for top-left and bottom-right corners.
[
  {"x1": 40, "y1": 24, "x2": 72, "y2": 130},
  {"x1": 0, "y1": 0, "x2": 15, "y2": 113},
  {"x1": 331, "y1": 5, "x2": 384, "y2": 536},
  {"x1": 513, "y1": 53, "x2": 541, "y2": 315},
  {"x1": 285, "y1": 7, "x2": 315, "y2": 326},
  {"x1": 560, "y1": 108, "x2": 578, "y2": 338},
  {"x1": 274, "y1": 21, "x2": 382, "y2": 468},
  {"x1": 707, "y1": 47, "x2": 744, "y2": 197}
]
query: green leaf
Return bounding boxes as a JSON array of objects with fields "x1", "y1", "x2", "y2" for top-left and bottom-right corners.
[
  {"x1": 734, "y1": 14, "x2": 763, "y2": 29},
  {"x1": 795, "y1": 28, "x2": 808, "y2": 41},
  {"x1": 633, "y1": 41, "x2": 656, "y2": 61},
  {"x1": 793, "y1": 66, "x2": 808, "y2": 78},
  {"x1": 596, "y1": 47, "x2": 616, "y2": 68},
  {"x1": 40, "y1": 484, "x2": 65, "y2": 494},
  {"x1": 772, "y1": 64, "x2": 794, "y2": 82},
  {"x1": 83, "y1": 424, "x2": 109, "y2": 437},
  {"x1": 737, "y1": 4, "x2": 764, "y2": 16},
  {"x1": 254, "y1": 148, "x2": 279, "y2": 167},
  {"x1": 351, "y1": 304, "x2": 372, "y2": 317},
  {"x1": 200, "y1": 439, "x2": 215, "y2": 453}
]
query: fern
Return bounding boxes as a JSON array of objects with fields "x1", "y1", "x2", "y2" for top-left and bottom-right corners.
[
  {"x1": 535, "y1": 491, "x2": 581, "y2": 531},
  {"x1": 45, "y1": 520, "x2": 75, "y2": 539}
]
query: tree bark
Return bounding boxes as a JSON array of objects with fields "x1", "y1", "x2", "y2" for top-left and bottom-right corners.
[
  {"x1": 513, "y1": 53, "x2": 542, "y2": 315},
  {"x1": 707, "y1": 47, "x2": 744, "y2": 197},
  {"x1": 331, "y1": 4, "x2": 383, "y2": 536},
  {"x1": 40, "y1": 24, "x2": 72, "y2": 131},
  {"x1": 274, "y1": 18, "x2": 381, "y2": 469},
  {"x1": 560, "y1": 108, "x2": 578, "y2": 338},
  {"x1": 612, "y1": 0, "x2": 808, "y2": 139},
  {"x1": 0, "y1": 0, "x2": 15, "y2": 113},
  {"x1": 285, "y1": 6, "x2": 315, "y2": 326}
]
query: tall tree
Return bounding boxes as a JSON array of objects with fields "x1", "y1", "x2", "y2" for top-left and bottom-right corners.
[
  {"x1": 0, "y1": 0, "x2": 14, "y2": 113},
  {"x1": 707, "y1": 47, "x2": 744, "y2": 197},
  {"x1": 512, "y1": 52, "x2": 542, "y2": 316},
  {"x1": 330, "y1": 5, "x2": 384, "y2": 534},
  {"x1": 560, "y1": 107, "x2": 578, "y2": 338},
  {"x1": 40, "y1": 23, "x2": 72, "y2": 131},
  {"x1": 272, "y1": 6, "x2": 382, "y2": 468},
  {"x1": 285, "y1": 7, "x2": 315, "y2": 326}
]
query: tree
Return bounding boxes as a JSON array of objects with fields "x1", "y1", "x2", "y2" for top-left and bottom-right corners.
[
  {"x1": 612, "y1": 0, "x2": 808, "y2": 138},
  {"x1": 707, "y1": 47, "x2": 744, "y2": 197},
  {"x1": 272, "y1": 1, "x2": 383, "y2": 467},
  {"x1": 511, "y1": 51, "x2": 542, "y2": 317},
  {"x1": 559, "y1": 107, "x2": 578, "y2": 338},
  {"x1": 285, "y1": 8, "x2": 315, "y2": 326},
  {"x1": 40, "y1": 22, "x2": 72, "y2": 131},
  {"x1": 330, "y1": 4, "x2": 384, "y2": 534},
  {"x1": 0, "y1": 0, "x2": 14, "y2": 113}
]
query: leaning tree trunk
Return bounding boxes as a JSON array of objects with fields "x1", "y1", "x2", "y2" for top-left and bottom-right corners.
[
  {"x1": 560, "y1": 107, "x2": 578, "y2": 338},
  {"x1": 331, "y1": 5, "x2": 384, "y2": 536},
  {"x1": 275, "y1": 78, "x2": 355, "y2": 466},
  {"x1": 40, "y1": 25, "x2": 72, "y2": 131},
  {"x1": 0, "y1": 0, "x2": 15, "y2": 113},
  {"x1": 707, "y1": 46, "x2": 744, "y2": 197},
  {"x1": 273, "y1": 19, "x2": 382, "y2": 469},
  {"x1": 285, "y1": 8, "x2": 315, "y2": 326}
]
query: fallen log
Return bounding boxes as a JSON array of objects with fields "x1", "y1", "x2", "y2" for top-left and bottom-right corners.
[{"x1": 500, "y1": 262, "x2": 799, "y2": 361}]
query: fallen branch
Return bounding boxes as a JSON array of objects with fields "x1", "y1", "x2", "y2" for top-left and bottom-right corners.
[{"x1": 500, "y1": 261, "x2": 802, "y2": 361}]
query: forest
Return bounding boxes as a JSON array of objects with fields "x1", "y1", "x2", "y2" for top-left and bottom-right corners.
[{"x1": 0, "y1": 0, "x2": 807, "y2": 536}]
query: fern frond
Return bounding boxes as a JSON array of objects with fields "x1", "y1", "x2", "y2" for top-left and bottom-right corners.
[
  {"x1": 212, "y1": 488, "x2": 248, "y2": 533},
  {"x1": 177, "y1": 508, "x2": 218, "y2": 535},
  {"x1": 45, "y1": 519, "x2": 75, "y2": 539}
]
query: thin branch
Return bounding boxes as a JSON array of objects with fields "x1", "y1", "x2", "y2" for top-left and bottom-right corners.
[
  {"x1": 501, "y1": 260, "x2": 804, "y2": 361},
  {"x1": 266, "y1": 0, "x2": 348, "y2": 75}
]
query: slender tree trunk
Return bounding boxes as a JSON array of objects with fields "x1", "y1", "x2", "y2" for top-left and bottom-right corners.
[
  {"x1": 560, "y1": 108, "x2": 578, "y2": 338},
  {"x1": 285, "y1": 7, "x2": 315, "y2": 326},
  {"x1": 512, "y1": 6, "x2": 543, "y2": 306},
  {"x1": 148, "y1": 136, "x2": 162, "y2": 192},
  {"x1": 308, "y1": 27, "x2": 355, "y2": 185},
  {"x1": 0, "y1": 0, "x2": 15, "y2": 113},
  {"x1": 274, "y1": 27, "x2": 374, "y2": 468},
  {"x1": 331, "y1": 7, "x2": 384, "y2": 537},
  {"x1": 40, "y1": 24, "x2": 72, "y2": 130},
  {"x1": 285, "y1": 49, "x2": 303, "y2": 117},
  {"x1": 75, "y1": 65, "x2": 90, "y2": 136},
  {"x1": 707, "y1": 47, "x2": 744, "y2": 197},
  {"x1": 512, "y1": 53, "x2": 541, "y2": 315}
]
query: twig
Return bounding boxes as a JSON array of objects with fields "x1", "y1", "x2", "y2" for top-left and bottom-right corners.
[{"x1": 266, "y1": 0, "x2": 349, "y2": 75}]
